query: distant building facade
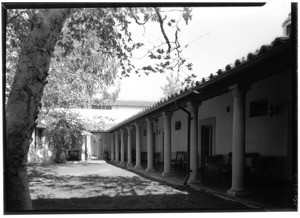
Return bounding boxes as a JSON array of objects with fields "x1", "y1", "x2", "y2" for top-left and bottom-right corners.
[{"x1": 28, "y1": 100, "x2": 154, "y2": 163}]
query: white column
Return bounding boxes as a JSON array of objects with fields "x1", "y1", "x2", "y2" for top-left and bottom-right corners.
[
  {"x1": 227, "y1": 84, "x2": 250, "y2": 196},
  {"x1": 120, "y1": 129, "x2": 126, "y2": 166},
  {"x1": 115, "y1": 131, "x2": 119, "y2": 163},
  {"x1": 135, "y1": 123, "x2": 143, "y2": 169},
  {"x1": 187, "y1": 101, "x2": 201, "y2": 184},
  {"x1": 126, "y1": 126, "x2": 133, "y2": 167},
  {"x1": 110, "y1": 133, "x2": 115, "y2": 161},
  {"x1": 146, "y1": 118, "x2": 155, "y2": 172},
  {"x1": 162, "y1": 112, "x2": 172, "y2": 176}
]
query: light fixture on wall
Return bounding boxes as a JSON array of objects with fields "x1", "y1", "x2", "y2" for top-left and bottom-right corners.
[
  {"x1": 154, "y1": 129, "x2": 160, "y2": 135},
  {"x1": 267, "y1": 103, "x2": 278, "y2": 117}
]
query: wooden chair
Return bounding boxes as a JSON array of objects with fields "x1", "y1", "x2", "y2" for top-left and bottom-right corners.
[
  {"x1": 205, "y1": 155, "x2": 222, "y2": 183},
  {"x1": 154, "y1": 153, "x2": 160, "y2": 164},
  {"x1": 218, "y1": 152, "x2": 232, "y2": 183},
  {"x1": 171, "y1": 151, "x2": 187, "y2": 168},
  {"x1": 182, "y1": 152, "x2": 188, "y2": 168}
]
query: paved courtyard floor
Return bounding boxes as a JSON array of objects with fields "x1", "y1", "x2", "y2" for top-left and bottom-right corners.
[{"x1": 27, "y1": 160, "x2": 258, "y2": 212}]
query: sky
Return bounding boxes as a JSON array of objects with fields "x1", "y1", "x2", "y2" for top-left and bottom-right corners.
[{"x1": 117, "y1": 1, "x2": 292, "y2": 102}]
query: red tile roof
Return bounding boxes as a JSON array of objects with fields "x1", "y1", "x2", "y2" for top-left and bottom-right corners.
[{"x1": 108, "y1": 37, "x2": 291, "y2": 132}]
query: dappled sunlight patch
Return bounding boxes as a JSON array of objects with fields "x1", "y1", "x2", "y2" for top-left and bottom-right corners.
[
  {"x1": 29, "y1": 163, "x2": 251, "y2": 211},
  {"x1": 28, "y1": 163, "x2": 188, "y2": 200}
]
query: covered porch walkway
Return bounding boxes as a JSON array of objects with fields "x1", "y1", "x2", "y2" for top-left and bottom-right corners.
[{"x1": 108, "y1": 159, "x2": 295, "y2": 211}]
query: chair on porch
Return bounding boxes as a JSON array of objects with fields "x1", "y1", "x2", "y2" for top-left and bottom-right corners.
[
  {"x1": 171, "y1": 151, "x2": 187, "y2": 168},
  {"x1": 154, "y1": 152, "x2": 160, "y2": 164},
  {"x1": 218, "y1": 152, "x2": 232, "y2": 184},
  {"x1": 182, "y1": 152, "x2": 188, "y2": 168},
  {"x1": 244, "y1": 152, "x2": 259, "y2": 181},
  {"x1": 205, "y1": 154, "x2": 222, "y2": 183}
]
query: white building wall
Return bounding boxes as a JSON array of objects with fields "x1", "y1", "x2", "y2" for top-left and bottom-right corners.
[
  {"x1": 198, "y1": 92, "x2": 234, "y2": 157},
  {"x1": 245, "y1": 71, "x2": 291, "y2": 180},
  {"x1": 155, "y1": 116, "x2": 164, "y2": 163},
  {"x1": 195, "y1": 70, "x2": 291, "y2": 180},
  {"x1": 171, "y1": 110, "x2": 188, "y2": 152},
  {"x1": 246, "y1": 71, "x2": 290, "y2": 156}
]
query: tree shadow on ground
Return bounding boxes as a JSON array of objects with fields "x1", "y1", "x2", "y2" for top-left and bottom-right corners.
[
  {"x1": 32, "y1": 193, "x2": 256, "y2": 212},
  {"x1": 27, "y1": 163, "x2": 259, "y2": 212}
]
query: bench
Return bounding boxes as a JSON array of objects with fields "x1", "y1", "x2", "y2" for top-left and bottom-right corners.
[{"x1": 171, "y1": 151, "x2": 187, "y2": 168}]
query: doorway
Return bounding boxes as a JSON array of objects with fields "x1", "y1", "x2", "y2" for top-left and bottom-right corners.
[
  {"x1": 199, "y1": 117, "x2": 216, "y2": 168},
  {"x1": 201, "y1": 124, "x2": 213, "y2": 166}
]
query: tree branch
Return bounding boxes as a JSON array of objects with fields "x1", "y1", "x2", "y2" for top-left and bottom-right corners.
[
  {"x1": 154, "y1": 7, "x2": 171, "y2": 53},
  {"x1": 129, "y1": 7, "x2": 156, "y2": 25}
]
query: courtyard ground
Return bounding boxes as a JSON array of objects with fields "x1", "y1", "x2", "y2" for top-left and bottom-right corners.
[{"x1": 27, "y1": 160, "x2": 258, "y2": 212}]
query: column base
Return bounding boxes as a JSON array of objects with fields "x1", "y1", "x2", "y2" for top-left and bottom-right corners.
[
  {"x1": 227, "y1": 189, "x2": 249, "y2": 197},
  {"x1": 146, "y1": 168, "x2": 155, "y2": 172},
  {"x1": 119, "y1": 161, "x2": 126, "y2": 167},
  {"x1": 126, "y1": 162, "x2": 134, "y2": 167},
  {"x1": 188, "y1": 178, "x2": 201, "y2": 184},
  {"x1": 162, "y1": 172, "x2": 173, "y2": 177},
  {"x1": 135, "y1": 165, "x2": 143, "y2": 170}
]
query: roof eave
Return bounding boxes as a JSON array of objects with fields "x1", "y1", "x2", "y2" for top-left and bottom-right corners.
[{"x1": 107, "y1": 39, "x2": 291, "y2": 132}]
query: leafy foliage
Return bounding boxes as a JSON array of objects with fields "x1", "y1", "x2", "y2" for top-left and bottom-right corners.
[
  {"x1": 44, "y1": 111, "x2": 84, "y2": 163},
  {"x1": 161, "y1": 73, "x2": 182, "y2": 97},
  {"x1": 5, "y1": 9, "x2": 40, "y2": 101},
  {"x1": 6, "y1": 7, "x2": 196, "y2": 107}
]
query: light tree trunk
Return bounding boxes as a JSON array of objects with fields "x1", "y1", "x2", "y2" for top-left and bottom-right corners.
[{"x1": 5, "y1": 9, "x2": 71, "y2": 211}]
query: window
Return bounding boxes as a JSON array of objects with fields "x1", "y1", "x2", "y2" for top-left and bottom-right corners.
[
  {"x1": 175, "y1": 121, "x2": 181, "y2": 130},
  {"x1": 250, "y1": 99, "x2": 268, "y2": 117}
]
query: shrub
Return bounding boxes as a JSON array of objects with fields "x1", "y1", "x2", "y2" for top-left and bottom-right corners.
[{"x1": 46, "y1": 118, "x2": 83, "y2": 163}]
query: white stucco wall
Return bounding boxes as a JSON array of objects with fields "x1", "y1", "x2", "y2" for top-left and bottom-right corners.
[
  {"x1": 171, "y1": 110, "x2": 188, "y2": 152},
  {"x1": 246, "y1": 71, "x2": 291, "y2": 156},
  {"x1": 107, "y1": 71, "x2": 292, "y2": 181},
  {"x1": 195, "y1": 70, "x2": 291, "y2": 180},
  {"x1": 198, "y1": 92, "x2": 234, "y2": 157}
]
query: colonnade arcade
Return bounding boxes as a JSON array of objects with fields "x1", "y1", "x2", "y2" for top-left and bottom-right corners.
[{"x1": 110, "y1": 83, "x2": 250, "y2": 196}]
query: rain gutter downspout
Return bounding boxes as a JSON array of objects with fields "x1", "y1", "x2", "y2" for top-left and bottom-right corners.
[{"x1": 175, "y1": 101, "x2": 191, "y2": 185}]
